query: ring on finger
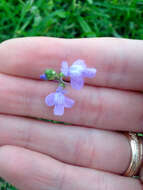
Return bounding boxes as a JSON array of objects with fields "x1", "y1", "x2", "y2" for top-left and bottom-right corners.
[{"x1": 123, "y1": 132, "x2": 143, "y2": 177}]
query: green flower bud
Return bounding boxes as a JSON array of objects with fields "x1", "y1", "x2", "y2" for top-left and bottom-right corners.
[
  {"x1": 45, "y1": 69, "x2": 57, "y2": 80},
  {"x1": 59, "y1": 82, "x2": 65, "y2": 88},
  {"x1": 59, "y1": 72, "x2": 64, "y2": 78}
]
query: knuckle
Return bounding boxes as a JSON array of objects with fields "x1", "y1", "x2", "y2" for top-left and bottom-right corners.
[
  {"x1": 73, "y1": 131, "x2": 97, "y2": 168},
  {"x1": 92, "y1": 88, "x2": 104, "y2": 127},
  {"x1": 21, "y1": 125, "x2": 34, "y2": 149}
]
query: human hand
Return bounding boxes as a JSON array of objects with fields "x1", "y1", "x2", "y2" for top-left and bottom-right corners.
[{"x1": 0, "y1": 37, "x2": 143, "y2": 190}]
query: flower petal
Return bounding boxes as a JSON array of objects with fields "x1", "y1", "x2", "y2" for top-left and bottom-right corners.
[
  {"x1": 69, "y1": 60, "x2": 86, "y2": 78},
  {"x1": 64, "y1": 97, "x2": 75, "y2": 108},
  {"x1": 61, "y1": 61, "x2": 69, "y2": 76},
  {"x1": 54, "y1": 104, "x2": 64, "y2": 116},
  {"x1": 83, "y1": 68, "x2": 97, "y2": 78},
  {"x1": 70, "y1": 76, "x2": 84, "y2": 90},
  {"x1": 72, "y1": 59, "x2": 86, "y2": 69},
  {"x1": 45, "y1": 93, "x2": 55, "y2": 106}
]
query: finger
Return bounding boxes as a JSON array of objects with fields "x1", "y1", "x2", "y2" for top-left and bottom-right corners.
[
  {"x1": 0, "y1": 73, "x2": 143, "y2": 131},
  {"x1": 0, "y1": 114, "x2": 131, "y2": 175},
  {"x1": 0, "y1": 145, "x2": 141, "y2": 190},
  {"x1": 0, "y1": 37, "x2": 143, "y2": 91}
]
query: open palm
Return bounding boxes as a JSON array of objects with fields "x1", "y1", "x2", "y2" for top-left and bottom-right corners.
[{"x1": 0, "y1": 37, "x2": 143, "y2": 190}]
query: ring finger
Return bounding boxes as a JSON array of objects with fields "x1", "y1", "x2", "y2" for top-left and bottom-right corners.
[{"x1": 0, "y1": 114, "x2": 135, "y2": 175}]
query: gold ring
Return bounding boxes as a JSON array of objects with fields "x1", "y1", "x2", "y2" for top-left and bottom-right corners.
[{"x1": 124, "y1": 132, "x2": 143, "y2": 177}]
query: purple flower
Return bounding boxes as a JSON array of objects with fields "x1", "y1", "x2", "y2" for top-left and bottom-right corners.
[
  {"x1": 45, "y1": 86, "x2": 75, "y2": 116},
  {"x1": 40, "y1": 74, "x2": 47, "y2": 80},
  {"x1": 61, "y1": 59, "x2": 96, "y2": 90}
]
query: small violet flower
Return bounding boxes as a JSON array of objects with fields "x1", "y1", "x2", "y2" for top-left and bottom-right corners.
[
  {"x1": 61, "y1": 59, "x2": 97, "y2": 90},
  {"x1": 40, "y1": 74, "x2": 47, "y2": 80},
  {"x1": 45, "y1": 86, "x2": 75, "y2": 116},
  {"x1": 40, "y1": 59, "x2": 97, "y2": 116}
]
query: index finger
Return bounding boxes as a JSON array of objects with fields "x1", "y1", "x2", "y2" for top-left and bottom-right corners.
[{"x1": 0, "y1": 37, "x2": 143, "y2": 91}]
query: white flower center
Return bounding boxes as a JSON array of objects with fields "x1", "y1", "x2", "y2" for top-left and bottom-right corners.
[
  {"x1": 70, "y1": 65, "x2": 84, "y2": 77},
  {"x1": 54, "y1": 92, "x2": 65, "y2": 105}
]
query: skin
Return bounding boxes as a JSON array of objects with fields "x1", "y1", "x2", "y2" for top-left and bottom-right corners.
[{"x1": 0, "y1": 37, "x2": 143, "y2": 190}]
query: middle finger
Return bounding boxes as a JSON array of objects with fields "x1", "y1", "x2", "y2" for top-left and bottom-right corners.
[{"x1": 0, "y1": 73, "x2": 143, "y2": 132}]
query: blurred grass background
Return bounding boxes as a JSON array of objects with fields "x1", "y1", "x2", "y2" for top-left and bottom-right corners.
[
  {"x1": 0, "y1": 0, "x2": 143, "y2": 189},
  {"x1": 0, "y1": 0, "x2": 143, "y2": 43}
]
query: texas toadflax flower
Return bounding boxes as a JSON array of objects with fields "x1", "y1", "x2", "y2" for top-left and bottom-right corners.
[
  {"x1": 61, "y1": 59, "x2": 97, "y2": 90},
  {"x1": 45, "y1": 86, "x2": 75, "y2": 116},
  {"x1": 40, "y1": 59, "x2": 97, "y2": 116}
]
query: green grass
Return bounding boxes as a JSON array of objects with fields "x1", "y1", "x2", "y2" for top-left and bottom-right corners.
[
  {"x1": 0, "y1": 178, "x2": 18, "y2": 190},
  {"x1": 0, "y1": 0, "x2": 143, "y2": 42},
  {"x1": 0, "y1": 0, "x2": 143, "y2": 189}
]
